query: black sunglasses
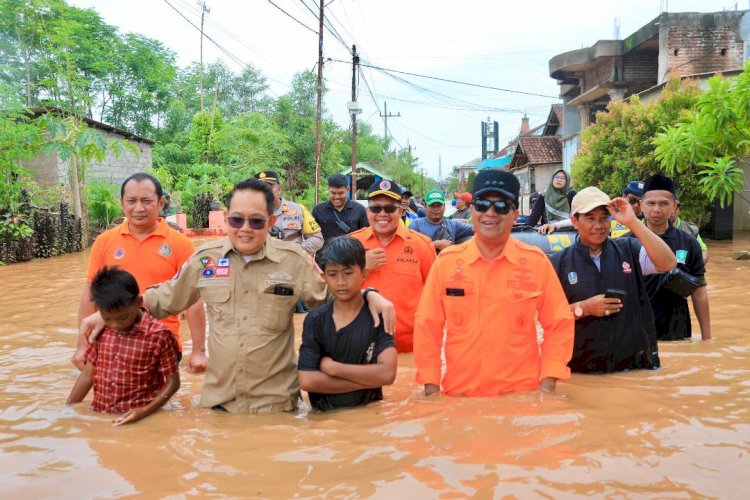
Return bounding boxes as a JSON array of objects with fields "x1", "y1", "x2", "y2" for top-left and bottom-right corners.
[
  {"x1": 368, "y1": 205, "x2": 400, "y2": 214},
  {"x1": 473, "y1": 199, "x2": 514, "y2": 215},
  {"x1": 226, "y1": 216, "x2": 268, "y2": 230},
  {"x1": 627, "y1": 196, "x2": 640, "y2": 205}
]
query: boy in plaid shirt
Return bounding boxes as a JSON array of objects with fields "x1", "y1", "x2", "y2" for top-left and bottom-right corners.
[{"x1": 67, "y1": 266, "x2": 180, "y2": 425}]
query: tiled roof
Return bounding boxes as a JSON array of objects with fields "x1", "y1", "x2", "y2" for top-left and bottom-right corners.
[
  {"x1": 551, "y1": 104, "x2": 563, "y2": 130},
  {"x1": 517, "y1": 136, "x2": 562, "y2": 165}
]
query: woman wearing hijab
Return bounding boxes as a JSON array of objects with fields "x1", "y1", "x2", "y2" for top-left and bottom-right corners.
[{"x1": 526, "y1": 169, "x2": 577, "y2": 234}]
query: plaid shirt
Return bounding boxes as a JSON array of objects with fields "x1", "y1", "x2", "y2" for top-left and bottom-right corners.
[{"x1": 85, "y1": 309, "x2": 179, "y2": 413}]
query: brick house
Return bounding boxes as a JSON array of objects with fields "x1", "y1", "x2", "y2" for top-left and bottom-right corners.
[
  {"x1": 549, "y1": 10, "x2": 749, "y2": 172},
  {"x1": 549, "y1": 10, "x2": 750, "y2": 236},
  {"x1": 23, "y1": 108, "x2": 154, "y2": 188}
]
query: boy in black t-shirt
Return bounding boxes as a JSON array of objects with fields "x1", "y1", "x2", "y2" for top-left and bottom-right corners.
[{"x1": 298, "y1": 237, "x2": 397, "y2": 411}]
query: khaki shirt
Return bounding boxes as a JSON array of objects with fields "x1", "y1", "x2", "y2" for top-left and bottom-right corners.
[
  {"x1": 144, "y1": 237, "x2": 327, "y2": 413},
  {"x1": 272, "y1": 198, "x2": 324, "y2": 255}
]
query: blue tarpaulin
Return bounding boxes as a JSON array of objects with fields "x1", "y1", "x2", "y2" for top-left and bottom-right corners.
[{"x1": 478, "y1": 157, "x2": 511, "y2": 169}]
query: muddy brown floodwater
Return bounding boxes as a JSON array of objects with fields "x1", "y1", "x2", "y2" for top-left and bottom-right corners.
[{"x1": 1, "y1": 235, "x2": 749, "y2": 498}]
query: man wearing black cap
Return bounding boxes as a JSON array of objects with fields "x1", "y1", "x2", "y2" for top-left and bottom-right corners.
[
  {"x1": 638, "y1": 174, "x2": 711, "y2": 341},
  {"x1": 350, "y1": 179, "x2": 436, "y2": 353},
  {"x1": 611, "y1": 180, "x2": 645, "y2": 238},
  {"x1": 254, "y1": 171, "x2": 324, "y2": 255},
  {"x1": 550, "y1": 187, "x2": 676, "y2": 374},
  {"x1": 414, "y1": 169, "x2": 575, "y2": 397}
]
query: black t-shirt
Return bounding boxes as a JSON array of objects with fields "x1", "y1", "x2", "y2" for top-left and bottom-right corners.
[
  {"x1": 311, "y1": 200, "x2": 369, "y2": 240},
  {"x1": 298, "y1": 301, "x2": 395, "y2": 411},
  {"x1": 550, "y1": 237, "x2": 660, "y2": 373},
  {"x1": 634, "y1": 225, "x2": 706, "y2": 341}
]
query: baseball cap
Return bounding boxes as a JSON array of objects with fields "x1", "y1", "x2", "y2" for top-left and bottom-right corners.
[
  {"x1": 367, "y1": 179, "x2": 402, "y2": 201},
  {"x1": 254, "y1": 171, "x2": 280, "y2": 184},
  {"x1": 623, "y1": 180, "x2": 645, "y2": 197},
  {"x1": 400, "y1": 186, "x2": 413, "y2": 197},
  {"x1": 472, "y1": 170, "x2": 520, "y2": 205},
  {"x1": 571, "y1": 187, "x2": 611, "y2": 215},
  {"x1": 424, "y1": 190, "x2": 445, "y2": 205},
  {"x1": 457, "y1": 192, "x2": 472, "y2": 204}
]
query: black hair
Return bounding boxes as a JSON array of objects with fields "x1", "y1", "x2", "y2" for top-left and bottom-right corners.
[
  {"x1": 227, "y1": 179, "x2": 275, "y2": 216},
  {"x1": 120, "y1": 172, "x2": 163, "y2": 199},
  {"x1": 315, "y1": 236, "x2": 366, "y2": 271},
  {"x1": 90, "y1": 266, "x2": 140, "y2": 312},
  {"x1": 327, "y1": 173, "x2": 348, "y2": 188}
]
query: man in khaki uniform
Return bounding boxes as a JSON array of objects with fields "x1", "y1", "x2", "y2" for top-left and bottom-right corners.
[{"x1": 139, "y1": 179, "x2": 394, "y2": 413}]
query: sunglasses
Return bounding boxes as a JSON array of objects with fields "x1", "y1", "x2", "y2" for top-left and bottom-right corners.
[
  {"x1": 226, "y1": 216, "x2": 268, "y2": 230},
  {"x1": 473, "y1": 199, "x2": 515, "y2": 215},
  {"x1": 627, "y1": 196, "x2": 640, "y2": 205},
  {"x1": 368, "y1": 205, "x2": 400, "y2": 214}
]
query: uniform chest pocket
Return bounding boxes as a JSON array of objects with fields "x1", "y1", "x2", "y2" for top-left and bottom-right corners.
[
  {"x1": 507, "y1": 290, "x2": 541, "y2": 333},
  {"x1": 259, "y1": 281, "x2": 297, "y2": 332},
  {"x1": 200, "y1": 287, "x2": 234, "y2": 326},
  {"x1": 443, "y1": 282, "x2": 474, "y2": 334},
  {"x1": 394, "y1": 260, "x2": 420, "y2": 277}
]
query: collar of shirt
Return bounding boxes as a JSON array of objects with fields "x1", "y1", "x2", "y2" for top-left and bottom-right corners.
[
  {"x1": 462, "y1": 235, "x2": 521, "y2": 265},
  {"x1": 574, "y1": 237, "x2": 612, "y2": 261},
  {"x1": 326, "y1": 199, "x2": 354, "y2": 212},
  {"x1": 220, "y1": 236, "x2": 283, "y2": 263},
  {"x1": 119, "y1": 217, "x2": 170, "y2": 238},
  {"x1": 358, "y1": 222, "x2": 412, "y2": 246},
  {"x1": 114, "y1": 308, "x2": 149, "y2": 337}
]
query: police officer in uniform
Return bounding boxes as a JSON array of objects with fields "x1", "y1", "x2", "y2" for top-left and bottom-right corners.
[
  {"x1": 254, "y1": 171, "x2": 324, "y2": 255},
  {"x1": 550, "y1": 187, "x2": 676, "y2": 373}
]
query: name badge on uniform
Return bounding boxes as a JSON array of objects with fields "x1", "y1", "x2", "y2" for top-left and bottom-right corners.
[
  {"x1": 568, "y1": 271, "x2": 578, "y2": 285},
  {"x1": 676, "y1": 249, "x2": 688, "y2": 264}
]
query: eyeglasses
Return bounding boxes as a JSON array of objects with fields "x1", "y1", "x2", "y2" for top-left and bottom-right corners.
[
  {"x1": 473, "y1": 199, "x2": 515, "y2": 215},
  {"x1": 627, "y1": 196, "x2": 640, "y2": 205},
  {"x1": 226, "y1": 216, "x2": 268, "y2": 230},
  {"x1": 368, "y1": 205, "x2": 400, "y2": 214},
  {"x1": 553, "y1": 175, "x2": 567, "y2": 181}
]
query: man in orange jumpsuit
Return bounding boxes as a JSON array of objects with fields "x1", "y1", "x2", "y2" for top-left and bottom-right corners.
[
  {"x1": 350, "y1": 179, "x2": 436, "y2": 352},
  {"x1": 414, "y1": 169, "x2": 574, "y2": 396}
]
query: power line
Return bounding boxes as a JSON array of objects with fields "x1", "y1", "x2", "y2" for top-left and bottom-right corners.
[
  {"x1": 171, "y1": 0, "x2": 294, "y2": 81},
  {"x1": 162, "y1": 0, "x2": 285, "y2": 94},
  {"x1": 389, "y1": 119, "x2": 476, "y2": 149},
  {"x1": 296, "y1": 0, "x2": 352, "y2": 53},
  {"x1": 331, "y1": 59, "x2": 559, "y2": 99},
  {"x1": 265, "y1": 0, "x2": 318, "y2": 35}
]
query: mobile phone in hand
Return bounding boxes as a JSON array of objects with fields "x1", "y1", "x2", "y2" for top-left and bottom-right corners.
[{"x1": 604, "y1": 288, "x2": 626, "y2": 301}]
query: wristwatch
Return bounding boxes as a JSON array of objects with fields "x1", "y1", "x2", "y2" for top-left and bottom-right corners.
[
  {"x1": 363, "y1": 287, "x2": 379, "y2": 302},
  {"x1": 574, "y1": 302, "x2": 583, "y2": 318}
]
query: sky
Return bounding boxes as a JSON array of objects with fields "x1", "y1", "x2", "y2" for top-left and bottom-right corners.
[{"x1": 69, "y1": 0, "x2": 745, "y2": 181}]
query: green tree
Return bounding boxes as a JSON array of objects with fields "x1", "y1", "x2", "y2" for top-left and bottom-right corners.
[
  {"x1": 189, "y1": 108, "x2": 223, "y2": 163},
  {"x1": 572, "y1": 79, "x2": 706, "y2": 223},
  {"x1": 653, "y1": 63, "x2": 750, "y2": 209}
]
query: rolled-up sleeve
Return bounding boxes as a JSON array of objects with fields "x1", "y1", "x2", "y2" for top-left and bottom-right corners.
[
  {"x1": 144, "y1": 256, "x2": 202, "y2": 319},
  {"x1": 536, "y1": 257, "x2": 575, "y2": 381}
]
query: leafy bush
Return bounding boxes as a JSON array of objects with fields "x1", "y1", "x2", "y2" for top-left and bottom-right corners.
[
  {"x1": 85, "y1": 183, "x2": 122, "y2": 229},
  {"x1": 191, "y1": 192, "x2": 214, "y2": 228}
]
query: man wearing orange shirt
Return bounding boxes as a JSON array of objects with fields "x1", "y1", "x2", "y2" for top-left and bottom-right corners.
[
  {"x1": 73, "y1": 173, "x2": 207, "y2": 373},
  {"x1": 350, "y1": 179, "x2": 436, "y2": 352},
  {"x1": 414, "y1": 170, "x2": 574, "y2": 396}
]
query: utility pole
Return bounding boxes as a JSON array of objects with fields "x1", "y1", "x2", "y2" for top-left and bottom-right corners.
[
  {"x1": 198, "y1": 1, "x2": 210, "y2": 114},
  {"x1": 314, "y1": 0, "x2": 324, "y2": 204},
  {"x1": 380, "y1": 101, "x2": 400, "y2": 144},
  {"x1": 350, "y1": 45, "x2": 359, "y2": 199}
]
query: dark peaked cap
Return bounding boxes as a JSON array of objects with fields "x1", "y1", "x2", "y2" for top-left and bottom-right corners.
[{"x1": 643, "y1": 174, "x2": 675, "y2": 194}]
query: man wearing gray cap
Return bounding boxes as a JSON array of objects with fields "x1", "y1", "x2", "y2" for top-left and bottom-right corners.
[{"x1": 550, "y1": 187, "x2": 676, "y2": 373}]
